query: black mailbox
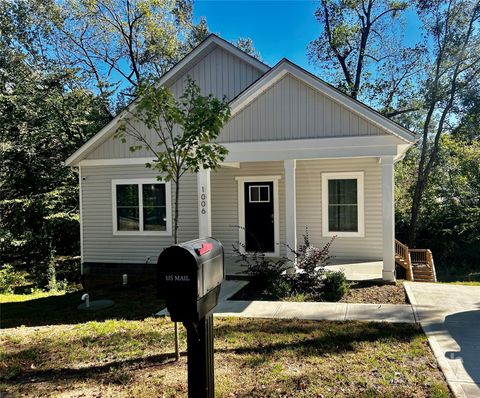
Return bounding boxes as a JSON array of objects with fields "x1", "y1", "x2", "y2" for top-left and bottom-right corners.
[{"x1": 157, "y1": 237, "x2": 224, "y2": 322}]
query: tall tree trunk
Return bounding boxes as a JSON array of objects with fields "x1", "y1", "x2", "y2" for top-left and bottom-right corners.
[
  {"x1": 173, "y1": 177, "x2": 180, "y2": 244},
  {"x1": 408, "y1": 177, "x2": 425, "y2": 246},
  {"x1": 173, "y1": 174, "x2": 180, "y2": 361}
]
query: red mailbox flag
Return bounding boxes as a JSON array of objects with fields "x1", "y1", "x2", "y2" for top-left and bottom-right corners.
[{"x1": 196, "y1": 242, "x2": 213, "y2": 256}]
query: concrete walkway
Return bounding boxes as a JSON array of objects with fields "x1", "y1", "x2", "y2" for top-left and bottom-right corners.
[
  {"x1": 157, "y1": 280, "x2": 415, "y2": 323},
  {"x1": 404, "y1": 282, "x2": 480, "y2": 398}
]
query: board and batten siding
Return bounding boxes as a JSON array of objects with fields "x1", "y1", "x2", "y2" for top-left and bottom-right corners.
[
  {"x1": 81, "y1": 164, "x2": 198, "y2": 263},
  {"x1": 220, "y1": 74, "x2": 386, "y2": 143},
  {"x1": 296, "y1": 158, "x2": 383, "y2": 260},
  {"x1": 210, "y1": 161, "x2": 286, "y2": 257},
  {"x1": 86, "y1": 46, "x2": 263, "y2": 160}
]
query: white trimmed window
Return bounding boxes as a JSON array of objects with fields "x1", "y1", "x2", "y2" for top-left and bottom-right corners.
[
  {"x1": 322, "y1": 172, "x2": 364, "y2": 237},
  {"x1": 112, "y1": 179, "x2": 172, "y2": 235}
]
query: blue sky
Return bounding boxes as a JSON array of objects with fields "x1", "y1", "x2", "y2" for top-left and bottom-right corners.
[{"x1": 193, "y1": 1, "x2": 422, "y2": 73}]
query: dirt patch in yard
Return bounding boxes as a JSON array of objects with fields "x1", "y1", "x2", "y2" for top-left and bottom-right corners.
[
  {"x1": 340, "y1": 281, "x2": 408, "y2": 304},
  {"x1": 230, "y1": 280, "x2": 408, "y2": 304}
]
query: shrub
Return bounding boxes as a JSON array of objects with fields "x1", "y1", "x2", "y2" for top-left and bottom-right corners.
[
  {"x1": 0, "y1": 264, "x2": 28, "y2": 294},
  {"x1": 322, "y1": 271, "x2": 349, "y2": 301},
  {"x1": 233, "y1": 243, "x2": 290, "y2": 298},
  {"x1": 286, "y1": 229, "x2": 335, "y2": 297}
]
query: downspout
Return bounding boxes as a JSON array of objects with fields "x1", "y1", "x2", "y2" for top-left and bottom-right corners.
[
  {"x1": 79, "y1": 165, "x2": 84, "y2": 275},
  {"x1": 71, "y1": 166, "x2": 84, "y2": 275}
]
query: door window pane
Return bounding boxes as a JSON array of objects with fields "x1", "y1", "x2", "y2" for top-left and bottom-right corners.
[
  {"x1": 328, "y1": 179, "x2": 358, "y2": 232},
  {"x1": 143, "y1": 184, "x2": 167, "y2": 231},
  {"x1": 249, "y1": 186, "x2": 260, "y2": 202},
  {"x1": 260, "y1": 186, "x2": 270, "y2": 202},
  {"x1": 249, "y1": 185, "x2": 270, "y2": 203},
  {"x1": 116, "y1": 184, "x2": 139, "y2": 231}
]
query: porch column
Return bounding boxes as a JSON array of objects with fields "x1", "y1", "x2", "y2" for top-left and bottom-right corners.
[
  {"x1": 284, "y1": 159, "x2": 297, "y2": 262},
  {"x1": 381, "y1": 156, "x2": 395, "y2": 281},
  {"x1": 197, "y1": 168, "x2": 212, "y2": 238}
]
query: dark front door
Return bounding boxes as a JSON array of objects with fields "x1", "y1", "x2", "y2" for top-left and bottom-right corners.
[{"x1": 244, "y1": 181, "x2": 274, "y2": 252}]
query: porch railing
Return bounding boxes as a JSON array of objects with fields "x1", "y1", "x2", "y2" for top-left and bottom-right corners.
[{"x1": 395, "y1": 239, "x2": 413, "y2": 281}]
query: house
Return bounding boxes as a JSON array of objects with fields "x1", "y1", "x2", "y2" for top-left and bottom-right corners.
[{"x1": 65, "y1": 34, "x2": 416, "y2": 285}]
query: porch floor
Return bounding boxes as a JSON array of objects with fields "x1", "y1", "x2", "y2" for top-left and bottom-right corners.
[{"x1": 225, "y1": 256, "x2": 383, "y2": 281}]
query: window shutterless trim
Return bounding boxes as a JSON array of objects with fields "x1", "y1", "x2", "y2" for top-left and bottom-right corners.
[
  {"x1": 321, "y1": 172, "x2": 365, "y2": 238},
  {"x1": 111, "y1": 178, "x2": 172, "y2": 236}
]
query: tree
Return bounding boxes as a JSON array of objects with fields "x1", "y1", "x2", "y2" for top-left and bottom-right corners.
[
  {"x1": 0, "y1": 23, "x2": 110, "y2": 286},
  {"x1": 408, "y1": 0, "x2": 480, "y2": 245},
  {"x1": 453, "y1": 86, "x2": 480, "y2": 142},
  {"x1": 115, "y1": 77, "x2": 230, "y2": 359},
  {"x1": 308, "y1": 0, "x2": 423, "y2": 114},
  {"x1": 396, "y1": 135, "x2": 480, "y2": 279},
  {"x1": 44, "y1": 0, "x2": 196, "y2": 107},
  {"x1": 234, "y1": 37, "x2": 262, "y2": 60},
  {"x1": 115, "y1": 77, "x2": 230, "y2": 243}
]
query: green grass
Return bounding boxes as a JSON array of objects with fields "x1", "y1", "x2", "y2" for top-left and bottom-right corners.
[
  {"x1": 0, "y1": 289, "x2": 66, "y2": 304},
  {"x1": 438, "y1": 281, "x2": 480, "y2": 286},
  {"x1": 0, "y1": 308, "x2": 452, "y2": 397},
  {"x1": 0, "y1": 285, "x2": 165, "y2": 328}
]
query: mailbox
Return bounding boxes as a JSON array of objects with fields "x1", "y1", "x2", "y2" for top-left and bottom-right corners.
[{"x1": 157, "y1": 237, "x2": 224, "y2": 322}]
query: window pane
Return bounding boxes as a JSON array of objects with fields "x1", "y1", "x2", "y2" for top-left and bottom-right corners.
[
  {"x1": 328, "y1": 205, "x2": 358, "y2": 232},
  {"x1": 143, "y1": 184, "x2": 166, "y2": 207},
  {"x1": 117, "y1": 207, "x2": 139, "y2": 231},
  {"x1": 328, "y1": 179, "x2": 357, "y2": 205},
  {"x1": 144, "y1": 207, "x2": 166, "y2": 231},
  {"x1": 117, "y1": 184, "x2": 138, "y2": 206},
  {"x1": 260, "y1": 186, "x2": 270, "y2": 202},
  {"x1": 250, "y1": 186, "x2": 259, "y2": 202}
]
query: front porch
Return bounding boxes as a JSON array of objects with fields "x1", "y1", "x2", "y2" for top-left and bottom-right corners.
[
  {"x1": 225, "y1": 256, "x2": 384, "y2": 281},
  {"x1": 199, "y1": 155, "x2": 397, "y2": 281}
]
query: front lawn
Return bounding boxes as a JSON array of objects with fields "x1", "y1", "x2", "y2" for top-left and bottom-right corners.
[
  {"x1": 0, "y1": 285, "x2": 164, "y2": 329},
  {"x1": 1, "y1": 315, "x2": 451, "y2": 397}
]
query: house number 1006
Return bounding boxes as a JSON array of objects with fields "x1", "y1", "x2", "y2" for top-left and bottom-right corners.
[{"x1": 200, "y1": 186, "x2": 207, "y2": 214}]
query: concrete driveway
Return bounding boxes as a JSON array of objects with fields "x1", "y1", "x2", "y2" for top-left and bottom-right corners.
[{"x1": 404, "y1": 282, "x2": 480, "y2": 398}]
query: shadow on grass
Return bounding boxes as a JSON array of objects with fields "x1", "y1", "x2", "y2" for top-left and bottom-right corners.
[
  {"x1": 5, "y1": 351, "x2": 181, "y2": 385},
  {"x1": 214, "y1": 319, "x2": 423, "y2": 357},
  {"x1": 0, "y1": 285, "x2": 165, "y2": 328}
]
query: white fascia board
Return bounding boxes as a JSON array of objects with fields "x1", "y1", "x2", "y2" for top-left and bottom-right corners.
[
  {"x1": 78, "y1": 158, "x2": 243, "y2": 167},
  {"x1": 229, "y1": 61, "x2": 417, "y2": 144},
  {"x1": 222, "y1": 136, "x2": 400, "y2": 162},
  {"x1": 78, "y1": 157, "x2": 156, "y2": 166},
  {"x1": 77, "y1": 136, "x2": 404, "y2": 166},
  {"x1": 65, "y1": 35, "x2": 270, "y2": 167}
]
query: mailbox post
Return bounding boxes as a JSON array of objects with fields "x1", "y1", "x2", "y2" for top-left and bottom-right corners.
[{"x1": 157, "y1": 238, "x2": 224, "y2": 398}]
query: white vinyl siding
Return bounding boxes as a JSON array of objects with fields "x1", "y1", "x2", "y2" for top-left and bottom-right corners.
[
  {"x1": 210, "y1": 162, "x2": 286, "y2": 257},
  {"x1": 85, "y1": 46, "x2": 263, "y2": 161},
  {"x1": 81, "y1": 165, "x2": 198, "y2": 263},
  {"x1": 220, "y1": 74, "x2": 386, "y2": 143},
  {"x1": 296, "y1": 158, "x2": 382, "y2": 260}
]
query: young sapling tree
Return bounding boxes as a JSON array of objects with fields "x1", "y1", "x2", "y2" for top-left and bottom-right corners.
[{"x1": 115, "y1": 76, "x2": 230, "y2": 359}]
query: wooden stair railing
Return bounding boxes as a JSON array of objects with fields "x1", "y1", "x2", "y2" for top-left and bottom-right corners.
[
  {"x1": 394, "y1": 240, "x2": 437, "y2": 282},
  {"x1": 395, "y1": 239, "x2": 413, "y2": 281}
]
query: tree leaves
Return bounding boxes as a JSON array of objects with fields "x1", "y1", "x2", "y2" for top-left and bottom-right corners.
[{"x1": 115, "y1": 77, "x2": 230, "y2": 242}]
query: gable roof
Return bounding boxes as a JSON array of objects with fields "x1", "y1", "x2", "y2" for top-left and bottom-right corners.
[
  {"x1": 66, "y1": 37, "x2": 416, "y2": 166},
  {"x1": 65, "y1": 34, "x2": 270, "y2": 166},
  {"x1": 228, "y1": 59, "x2": 417, "y2": 143}
]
